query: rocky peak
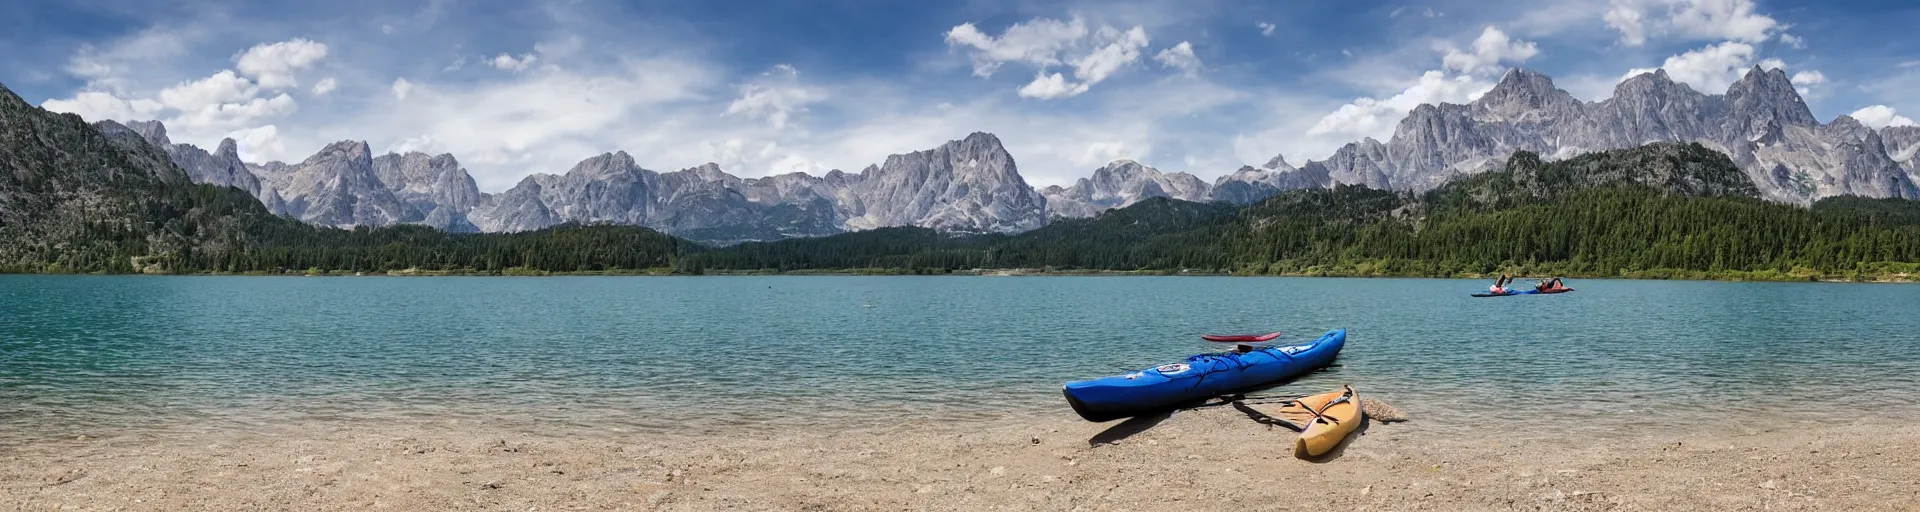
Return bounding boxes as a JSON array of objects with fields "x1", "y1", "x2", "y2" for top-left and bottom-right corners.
[
  {"x1": 1724, "y1": 65, "x2": 1818, "y2": 129},
  {"x1": 1613, "y1": 68, "x2": 1696, "y2": 99},
  {"x1": 1262, "y1": 154, "x2": 1296, "y2": 172},
  {"x1": 565, "y1": 151, "x2": 642, "y2": 178},
  {"x1": 1474, "y1": 68, "x2": 1580, "y2": 115},
  {"x1": 214, "y1": 138, "x2": 240, "y2": 159},
  {"x1": 306, "y1": 140, "x2": 373, "y2": 165},
  {"x1": 123, "y1": 120, "x2": 171, "y2": 148}
]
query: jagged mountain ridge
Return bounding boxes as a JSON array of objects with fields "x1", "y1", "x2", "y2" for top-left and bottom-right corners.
[
  {"x1": 111, "y1": 65, "x2": 1919, "y2": 238},
  {"x1": 1224, "y1": 66, "x2": 1919, "y2": 204},
  {"x1": 1041, "y1": 159, "x2": 1211, "y2": 219}
]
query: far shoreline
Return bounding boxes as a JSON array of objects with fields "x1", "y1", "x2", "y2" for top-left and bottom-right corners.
[{"x1": 3, "y1": 267, "x2": 1915, "y2": 283}]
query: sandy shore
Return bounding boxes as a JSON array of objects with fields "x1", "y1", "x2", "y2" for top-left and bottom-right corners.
[{"x1": 4, "y1": 404, "x2": 1917, "y2": 511}]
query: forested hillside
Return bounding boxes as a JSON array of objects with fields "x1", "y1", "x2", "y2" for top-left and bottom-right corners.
[
  {"x1": 686, "y1": 143, "x2": 1920, "y2": 280},
  {"x1": 1, "y1": 84, "x2": 680, "y2": 274}
]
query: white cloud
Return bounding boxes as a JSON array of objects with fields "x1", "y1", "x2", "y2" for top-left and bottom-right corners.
[
  {"x1": 312, "y1": 77, "x2": 338, "y2": 96},
  {"x1": 169, "y1": 93, "x2": 298, "y2": 135},
  {"x1": 40, "y1": 91, "x2": 163, "y2": 122},
  {"x1": 1072, "y1": 26, "x2": 1151, "y2": 84},
  {"x1": 722, "y1": 64, "x2": 821, "y2": 130},
  {"x1": 1154, "y1": 41, "x2": 1202, "y2": 76},
  {"x1": 1619, "y1": 41, "x2": 1756, "y2": 93},
  {"x1": 1018, "y1": 72, "x2": 1090, "y2": 99},
  {"x1": 343, "y1": 58, "x2": 715, "y2": 191},
  {"x1": 1256, "y1": 22, "x2": 1275, "y2": 36},
  {"x1": 1308, "y1": 70, "x2": 1493, "y2": 140},
  {"x1": 945, "y1": 16, "x2": 1089, "y2": 77},
  {"x1": 1078, "y1": 141, "x2": 1135, "y2": 166},
  {"x1": 1788, "y1": 69, "x2": 1825, "y2": 97},
  {"x1": 234, "y1": 38, "x2": 329, "y2": 89},
  {"x1": 227, "y1": 125, "x2": 289, "y2": 162},
  {"x1": 1779, "y1": 33, "x2": 1804, "y2": 48},
  {"x1": 1441, "y1": 26, "x2": 1541, "y2": 75},
  {"x1": 945, "y1": 16, "x2": 1161, "y2": 99},
  {"x1": 156, "y1": 70, "x2": 260, "y2": 111},
  {"x1": 1757, "y1": 58, "x2": 1785, "y2": 71},
  {"x1": 392, "y1": 78, "x2": 415, "y2": 100},
  {"x1": 1605, "y1": 0, "x2": 1779, "y2": 46},
  {"x1": 445, "y1": 57, "x2": 468, "y2": 72},
  {"x1": 1850, "y1": 105, "x2": 1915, "y2": 129},
  {"x1": 489, "y1": 53, "x2": 539, "y2": 72}
]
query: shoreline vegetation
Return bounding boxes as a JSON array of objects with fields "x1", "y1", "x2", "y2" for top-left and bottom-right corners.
[{"x1": 8, "y1": 264, "x2": 1915, "y2": 283}]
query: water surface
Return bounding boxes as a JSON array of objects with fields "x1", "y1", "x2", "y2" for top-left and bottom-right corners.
[{"x1": 4, "y1": 276, "x2": 1916, "y2": 440}]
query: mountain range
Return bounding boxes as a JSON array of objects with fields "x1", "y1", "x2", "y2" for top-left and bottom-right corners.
[{"x1": 114, "y1": 66, "x2": 1920, "y2": 244}]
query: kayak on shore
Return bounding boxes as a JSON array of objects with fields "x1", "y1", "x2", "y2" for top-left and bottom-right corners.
[{"x1": 1062, "y1": 329, "x2": 1346, "y2": 422}]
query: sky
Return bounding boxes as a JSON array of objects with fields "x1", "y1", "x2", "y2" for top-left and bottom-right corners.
[{"x1": 3, "y1": 0, "x2": 1918, "y2": 192}]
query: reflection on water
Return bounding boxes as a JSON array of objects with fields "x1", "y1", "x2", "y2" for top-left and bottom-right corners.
[{"x1": 3, "y1": 275, "x2": 1917, "y2": 441}]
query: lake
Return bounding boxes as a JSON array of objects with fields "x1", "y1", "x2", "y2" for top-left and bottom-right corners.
[{"x1": 4, "y1": 275, "x2": 1917, "y2": 442}]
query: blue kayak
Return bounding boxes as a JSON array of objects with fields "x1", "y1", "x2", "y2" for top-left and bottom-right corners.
[{"x1": 1062, "y1": 329, "x2": 1347, "y2": 422}]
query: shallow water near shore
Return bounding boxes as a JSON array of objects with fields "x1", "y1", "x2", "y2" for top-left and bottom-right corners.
[{"x1": 4, "y1": 275, "x2": 1918, "y2": 442}]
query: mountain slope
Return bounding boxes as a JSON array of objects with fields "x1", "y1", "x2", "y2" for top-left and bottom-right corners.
[
  {"x1": 683, "y1": 142, "x2": 1920, "y2": 279},
  {"x1": 1292, "y1": 67, "x2": 1919, "y2": 203},
  {"x1": 1042, "y1": 160, "x2": 1212, "y2": 218}
]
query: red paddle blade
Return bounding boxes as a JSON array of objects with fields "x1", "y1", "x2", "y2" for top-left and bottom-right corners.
[{"x1": 1201, "y1": 331, "x2": 1282, "y2": 342}]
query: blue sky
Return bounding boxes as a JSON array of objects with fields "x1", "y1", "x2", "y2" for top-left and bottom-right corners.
[{"x1": 4, "y1": 0, "x2": 1917, "y2": 191}]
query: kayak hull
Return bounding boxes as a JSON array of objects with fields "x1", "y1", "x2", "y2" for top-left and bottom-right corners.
[
  {"x1": 1289, "y1": 387, "x2": 1362, "y2": 458},
  {"x1": 1062, "y1": 329, "x2": 1347, "y2": 422},
  {"x1": 1471, "y1": 287, "x2": 1573, "y2": 297}
]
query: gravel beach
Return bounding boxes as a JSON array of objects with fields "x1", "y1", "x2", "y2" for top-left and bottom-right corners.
[{"x1": 5, "y1": 404, "x2": 1915, "y2": 511}]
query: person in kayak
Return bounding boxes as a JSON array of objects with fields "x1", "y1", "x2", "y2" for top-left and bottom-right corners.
[
  {"x1": 1489, "y1": 273, "x2": 1512, "y2": 294},
  {"x1": 1535, "y1": 277, "x2": 1566, "y2": 291}
]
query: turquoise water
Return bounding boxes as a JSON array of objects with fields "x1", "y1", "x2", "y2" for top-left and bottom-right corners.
[{"x1": 4, "y1": 276, "x2": 1918, "y2": 440}]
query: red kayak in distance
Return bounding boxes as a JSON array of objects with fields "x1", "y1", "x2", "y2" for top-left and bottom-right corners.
[{"x1": 1200, "y1": 331, "x2": 1282, "y2": 342}]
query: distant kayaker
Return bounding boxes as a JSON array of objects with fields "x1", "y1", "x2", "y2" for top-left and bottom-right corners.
[
  {"x1": 1536, "y1": 277, "x2": 1565, "y2": 291},
  {"x1": 1489, "y1": 273, "x2": 1511, "y2": 294}
]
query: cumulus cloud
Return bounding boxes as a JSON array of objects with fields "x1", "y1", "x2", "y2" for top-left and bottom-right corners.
[
  {"x1": 722, "y1": 64, "x2": 821, "y2": 130},
  {"x1": 227, "y1": 125, "x2": 289, "y2": 162},
  {"x1": 312, "y1": 77, "x2": 338, "y2": 96},
  {"x1": 392, "y1": 78, "x2": 415, "y2": 100},
  {"x1": 1257, "y1": 22, "x2": 1275, "y2": 36},
  {"x1": 1073, "y1": 26, "x2": 1150, "y2": 84},
  {"x1": 169, "y1": 93, "x2": 298, "y2": 135},
  {"x1": 156, "y1": 70, "x2": 260, "y2": 111},
  {"x1": 1779, "y1": 33, "x2": 1804, "y2": 48},
  {"x1": 40, "y1": 91, "x2": 163, "y2": 122},
  {"x1": 1605, "y1": 0, "x2": 1779, "y2": 46},
  {"x1": 1154, "y1": 41, "x2": 1202, "y2": 76},
  {"x1": 1441, "y1": 27, "x2": 1540, "y2": 75},
  {"x1": 1789, "y1": 70, "x2": 1825, "y2": 96},
  {"x1": 945, "y1": 16, "x2": 1089, "y2": 77},
  {"x1": 234, "y1": 38, "x2": 329, "y2": 89},
  {"x1": 42, "y1": 65, "x2": 300, "y2": 153},
  {"x1": 1078, "y1": 141, "x2": 1135, "y2": 166},
  {"x1": 489, "y1": 53, "x2": 539, "y2": 72},
  {"x1": 945, "y1": 16, "x2": 1165, "y2": 99},
  {"x1": 1620, "y1": 41, "x2": 1756, "y2": 93},
  {"x1": 1850, "y1": 105, "x2": 1915, "y2": 129},
  {"x1": 1017, "y1": 72, "x2": 1090, "y2": 99},
  {"x1": 1308, "y1": 70, "x2": 1493, "y2": 140}
]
